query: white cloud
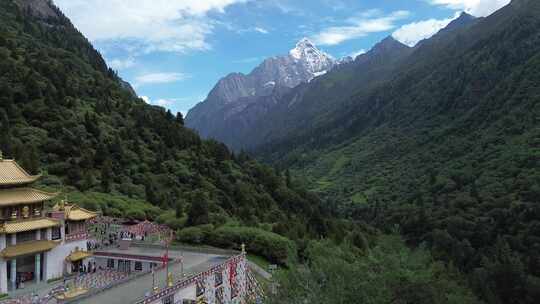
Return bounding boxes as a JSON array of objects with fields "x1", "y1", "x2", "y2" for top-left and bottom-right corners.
[
  {"x1": 134, "y1": 73, "x2": 189, "y2": 87},
  {"x1": 54, "y1": 0, "x2": 249, "y2": 54},
  {"x1": 311, "y1": 10, "x2": 410, "y2": 46},
  {"x1": 154, "y1": 99, "x2": 175, "y2": 106},
  {"x1": 392, "y1": 13, "x2": 459, "y2": 47},
  {"x1": 429, "y1": 0, "x2": 510, "y2": 17},
  {"x1": 138, "y1": 96, "x2": 202, "y2": 115},
  {"x1": 108, "y1": 57, "x2": 136, "y2": 70},
  {"x1": 140, "y1": 96, "x2": 151, "y2": 103},
  {"x1": 349, "y1": 49, "x2": 366, "y2": 59},
  {"x1": 254, "y1": 27, "x2": 269, "y2": 34},
  {"x1": 139, "y1": 96, "x2": 174, "y2": 106}
]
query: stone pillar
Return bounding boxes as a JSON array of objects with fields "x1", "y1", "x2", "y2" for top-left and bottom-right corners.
[
  {"x1": 10, "y1": 260, "x2": 16, "y2": 290},
  {"x1": 42, "y1": 252, "x2": 48, "y2": 281},
  {"x1": 36, "y1": 230, "x2": 43, "y2": 282},
  {"x1": 0, "y1": 259, "x2": 7, "y2": 294},
  {"x1": 0, "y1": 234, "x2": 6, "y2": 250},
  {"x1": 61, "y1": 220, "x2": 66, "y2": 243},
  {"x1": 0, "y1": 235, "x2": 6, "y2": 293},
  {"x1": 10, "y1": 234, "x2": 16, "y2": 290},
  {"x1": 35, "y1": 254, "x2": 41, "y2": 283}
]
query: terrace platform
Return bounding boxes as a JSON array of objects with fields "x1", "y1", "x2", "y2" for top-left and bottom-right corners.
[{"x1": 77, "y1": 245, "x2": 231, "y2": 304}]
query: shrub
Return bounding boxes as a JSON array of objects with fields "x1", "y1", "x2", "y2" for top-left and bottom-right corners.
[
  {"x1": 177, "y1": 224, "x2": 214, "y2": 244},
  {"x1": 208, "y1": 226, "x2": 296, "y2": 265}
]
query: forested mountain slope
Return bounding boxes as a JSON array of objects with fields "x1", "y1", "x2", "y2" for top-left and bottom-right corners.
[
  {"x1": 0, "y1": 0, "x2": 330, "y2": 252},
  {"x1": 258, "y1": 0, "x2": 540, "y2": 302}
]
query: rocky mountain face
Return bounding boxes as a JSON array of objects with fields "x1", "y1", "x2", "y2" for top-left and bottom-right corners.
[
  {"x1": 255, "y1": 0, "x2": 540, "y2": 302},
  {"x1": 14, "y1": 0, "x2": 60, "y2": 19},
  {"x1": 186, "y1": 38, "x2": 336, "y2": 142},
  {"x1": 186, "y1": 35, "x2": 414, "y2": 151}
]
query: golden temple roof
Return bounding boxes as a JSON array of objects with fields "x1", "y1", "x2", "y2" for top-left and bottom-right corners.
[
  {"x1": 66, "y1": 250, "x2": 92, "y2": 262},
  {"x1": 0, "y1": 240, "x2": 58, "y2": 259},
  {"x1": 0, "y1": 159, "x2": 40, "y2": 186},
  {"x1": 0, "y1": 188, "x2": 58, "y2": 207},
  {"x1": 54, "y1": 287, "x2": 89, "y2": 300},
  {"x1": 53, "y1": 203, "x2": 97, "y2": 221},
  {"x1": 0, "y1": 218, "x2": 60, "y2": 234}
]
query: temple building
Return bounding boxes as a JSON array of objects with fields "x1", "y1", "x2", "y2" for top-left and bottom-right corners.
[{"x1": 0, "y1": 153, "x2": 96, "y2": 294}]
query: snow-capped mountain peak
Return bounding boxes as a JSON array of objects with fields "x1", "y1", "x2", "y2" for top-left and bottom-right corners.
[
  {"x1": 289, "y1": 38, "x2": 318, "y2": 59},
  {"x1": 289, "y1": 37, "x2": 335, "y2": 74}
]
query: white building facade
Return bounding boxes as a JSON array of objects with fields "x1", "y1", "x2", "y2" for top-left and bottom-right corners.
[{"x1": 0, "y1": 156, "x2": 96, "y2": 294}]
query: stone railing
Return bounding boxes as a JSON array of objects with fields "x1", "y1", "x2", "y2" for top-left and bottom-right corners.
[
  {"x1": 131, "y1": 242, "x2": 240, "y2": 256},
  {"x1": 135, "y1": 254, "x2": 246, "y2": 304},
  {"x1": 65, "y1": 232, "x2": 88, "y2": 242}
]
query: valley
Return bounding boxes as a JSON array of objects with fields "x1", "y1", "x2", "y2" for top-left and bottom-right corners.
[{"x1": 0, "y1": 0, "x2": 539, "y2": 303}]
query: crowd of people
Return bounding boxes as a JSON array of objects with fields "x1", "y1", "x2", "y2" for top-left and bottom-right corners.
[
  {"x1": 71, "y1": 261, "x2": 98, "y2": 275},
  {"x1": 0, "y1": 217, "x2": 175, "y2": 304}
]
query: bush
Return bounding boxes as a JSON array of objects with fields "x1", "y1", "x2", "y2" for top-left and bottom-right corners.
[
  {"x1": 177, "y1": 225, "x2": 214, "y2": 244},
  {"x1": 208, "y1": 226, "x2": 296, "y2": 265}
]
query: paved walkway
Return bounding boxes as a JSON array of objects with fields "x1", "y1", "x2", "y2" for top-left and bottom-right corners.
[
  {"x1": 247, "y1": 261, "x2": 272, "y2": 281},
  {"x1": 76, "y1": 249, "x2": 228, "y2": 304}
]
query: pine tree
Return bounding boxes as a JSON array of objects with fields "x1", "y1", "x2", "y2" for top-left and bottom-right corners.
[
  {"x1": 286, "y1": 169, "x2": 292, "y2": 188},
  {"x1": 100, "y1": 159, "x2": 113, "y2": 193},
  {"x1": 176, "y1": 112, "x2": 184, "y2": 125},
  {"x1": 175, "y1": 199, "x2": 184, "y2": 218},
  {"x1": 187, "y1": 190, "x2": 210, "y2": 226}
]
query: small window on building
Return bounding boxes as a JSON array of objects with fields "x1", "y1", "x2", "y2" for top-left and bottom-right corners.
[
  {"x1": 52, "y1": 227, "x2": 61, "y2": 240},
  {"x1": 135, "y1": 262, "x2": 142, "y2": 271},
  {"x1": 107, "y1": 259, "x2": 115, "y2": 269},
  {"x1": 17, "y1": 230, "x2": 36, "y2": 243},
  {"x1": 162, "y1": 295, "x2": 173, "y2": 304}
]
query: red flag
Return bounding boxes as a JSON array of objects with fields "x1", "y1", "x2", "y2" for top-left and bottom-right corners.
[{"x1": 162, "y1": 253, "x2": 168, "y2": 267}]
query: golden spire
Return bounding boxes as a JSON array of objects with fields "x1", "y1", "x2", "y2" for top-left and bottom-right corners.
[
  {"x1": 167, "y1": 272, "x2": 173, "y2": 287},
  {"x1": 22, "y1": 206, "x2": 30, "y2": 218}
]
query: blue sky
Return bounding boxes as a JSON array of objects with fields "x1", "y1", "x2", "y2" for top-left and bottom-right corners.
[{"x1": 54, "y1": 0, "x2": 509, "y2": 115}]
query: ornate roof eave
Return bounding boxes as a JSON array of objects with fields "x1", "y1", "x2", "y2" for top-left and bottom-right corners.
[
  {"x1": 66, "y1": 250, "x2": 93, "y2": 262},
  {"x1": 0, "y1": 218, "x2": 61, "y2": 234},
  {"x1": 0, "y1": 159, "x2": 42, "y2": 186},
  {"x1": 0, "y1": 240, "x2": 59, "y2": 259},
  {"x1": 54, "y1": 203, "x2": 98, "y2": 221},
  {"x1": 0, "y1": 188, "x2": 59, "y2": 207}
]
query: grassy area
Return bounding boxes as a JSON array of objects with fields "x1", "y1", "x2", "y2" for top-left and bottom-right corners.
[
  {"x1": 350, "y1": 192, "x2": 367, "y2": 204},
  {"x1": 247, "y1": 254, "x2": 271, "y2": 271}
]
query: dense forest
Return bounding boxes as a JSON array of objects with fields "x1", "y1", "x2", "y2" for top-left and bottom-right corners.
[
  {"x1": 257, "y1": 0, "x2": 540, "y2": 303},
  {"x1": 0, "y1": 0, "x2": 336, "y2": 264},
  {"x1": 1, "y1": 0, "x2": 537, "y2": 303}
]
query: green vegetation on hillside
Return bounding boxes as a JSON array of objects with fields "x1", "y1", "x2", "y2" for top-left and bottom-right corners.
[
  {"x1": 0, "y1": 0, "x2": 330, "y2": 250},
  {"x1": 269, "y1": 234, "x2": 482, "y2": 304},
  {"x1": 259, "y1": 1, "x2": 540, "y2": 303},
  {"x1": 0, "y1": 0, "x2": 506, "y2": 302}
]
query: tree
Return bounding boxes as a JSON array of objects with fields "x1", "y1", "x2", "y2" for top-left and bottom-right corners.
[
  {"x1": 24, "y1": 145, "x2": 40, "y2": 175},
  {"x1": 100, "y1": 159, "x2": 113, "y2": 193},
  {"x1": 187, "y1": 190, "x2": 210, "y2": 226},
  {"x1": 176, "y1": 112, "x2": 184, "y2": 125},
  {"x1": 285, "y1": 169, "x2": 292, "y2": 188},
  {"x1": 144, "y1": 180, "x2": 158, "y2": 205},
  {"x1": 175, "y1": 199, "x2": 185, "y2": 218}
]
